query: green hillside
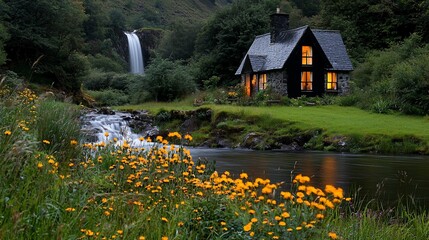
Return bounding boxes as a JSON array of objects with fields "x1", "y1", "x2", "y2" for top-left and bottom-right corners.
[{"x1": 106, "y1": 0, "x2": 232, "y2": 28}]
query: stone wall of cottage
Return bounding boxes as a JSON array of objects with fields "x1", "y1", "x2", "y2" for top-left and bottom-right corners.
[
  {"x1": 337, "y1": 72, "x2": 350, "y2": 95},
  {"x1": 267, "y1": 70, "x2": 288, "y2": 96}
]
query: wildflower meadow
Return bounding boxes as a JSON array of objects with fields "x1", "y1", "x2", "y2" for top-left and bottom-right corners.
[{"x1": 1, "y1": 87, "x2": 428, "y2": 240}]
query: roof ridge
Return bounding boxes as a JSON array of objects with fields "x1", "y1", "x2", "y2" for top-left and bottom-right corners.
[
  {"x1": 312, "y1": 29, "x2": 340, "y2": 33},
  {"x1": 255, "y1": 33, "x2": 270, "y2": 38}
]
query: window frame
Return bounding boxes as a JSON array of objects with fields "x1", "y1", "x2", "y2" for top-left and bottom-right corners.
[
  {"x1": 302, "y1": 46, "x2": 313, "y2": 66},
  {"x1": 326, "y1": 72, "x2": 338, "y2": 91},
  {"x1": 258, "y1": 73, "x2": 267, "y2": 91},
  {"x1": 301, "y1": 71, "x2": 313, "y2": 92}
]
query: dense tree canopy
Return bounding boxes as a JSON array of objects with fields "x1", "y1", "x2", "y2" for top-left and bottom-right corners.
[
  {"x1": 320, "y1": 0, "x2": 429, "y2": 59},
  {"x1": 3, "y1": 0, "x2": 87, "y2": 92},
  {"x1": 0, "y1": 0, "x2": 8, "y2": 65},
  {"x1": 192, "y1": 0, "x2": 280, "y2": 86}
]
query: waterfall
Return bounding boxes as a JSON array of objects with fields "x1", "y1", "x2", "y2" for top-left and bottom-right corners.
[{"x1": 124, "y1": 31, "x2": 144, "y2": 74}]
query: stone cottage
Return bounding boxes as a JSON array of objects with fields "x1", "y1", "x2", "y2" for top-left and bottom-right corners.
[{"x1": 235, "y1": 12, "x2": 353, "y2": 98}]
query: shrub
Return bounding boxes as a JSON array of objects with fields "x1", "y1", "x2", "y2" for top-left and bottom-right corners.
[
  {"x1": 83, "y1": 70, "x2": 140, "y2": 92},
  {"x1": 87, "y1": 53, "x2": 125, "y2": 72},
  {"x1": 350, "y1": 34, "x2": 429, "y2": 115},
  {"x1": 86, "y1": 89, "x2": 129, "y2": 106},
  {"x1": 83, "y1": 70, "x2": 112, "y2": 90},
  {"x1": 134, "y1": 57, "x2": 196, "y2": 102},
  {"x1": 391, "y1": 55, "x2": 429, "y2": 115}
]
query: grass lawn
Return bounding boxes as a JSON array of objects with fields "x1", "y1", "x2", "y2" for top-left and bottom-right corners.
[{"x1": 118, "y1": 103, "x2": 429, "y2": 142}]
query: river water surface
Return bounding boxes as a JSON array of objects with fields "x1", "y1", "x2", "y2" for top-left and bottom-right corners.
[
  {"x1": 82, "y1": 111, "x2": 429, "y2": 208},
  {"x1": 190, "y1": 148, "x2": 429, "y2": 208}
]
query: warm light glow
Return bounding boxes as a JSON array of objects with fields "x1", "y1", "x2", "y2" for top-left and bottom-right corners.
[
  {"x1": 258, "y1": 74, "x2": 267, "y2": 90},
  {"x1": 302, "y1": 46, "x2": 313, "y2": 65},
  {"x1": 301, "y1": 71, "x2": 313, "y2": 91},
  {"x1": 251, "y1": 74, "x2": 257, "y2": 86},
  {"x1": 326, "y1": 72, "x2": 337, "y2": 90},
  {"x1": 245, "y1": 74, "x2": 251, "y2": 96}
]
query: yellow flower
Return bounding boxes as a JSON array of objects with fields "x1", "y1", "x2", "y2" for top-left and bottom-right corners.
[
  {"x1": 70, "y1": 139, "x2": 78, "y2": 145},
  {"x1": 243, "y1": 222, "x2": 252, "y2": 232},
  {"x1": 184, "y1": 134, "x2": 193, "y2": 141},
  {"x1": 65, "y1": 207, "x2": 75, "y2": 212},
  {"x1": 104, "y1": 132, "x2": 109, "y2": 137},
  {"x1": 139, "y1": 236, "x2": 146, "y2": 240},
  {"x1": 328, "y1": 232, "x2": 338, "y2": 239},
  {"x1": 294, "y1": 174, "x2": 310, "y2": 184},
  {"x1": 4, "y1": 130, "x2": 11, "y2": 136},
  {"x1": 239, "y1": 172, "x2": 248, "y2": 179},
  {"x1": 85, "y1": 229, "x2": 94, "y2": 236},
  {"x1": 281, "y1": 212, "x2": 290, "y2": 218},
  {"x1": 281, "y1": 191, "x2": 293, "y2": 200},
  {"x1": 161, "y1": 217, "x2": 168, "y2": 222},
  {"x1": 251, "y1": 218, "x2": 258, "y2": 223},
  {"x1": 37, "y1": 162, "x2": 43, "y2": 169},
  {"x1": 104, "y1": 211, "x2": 110, "y2": 216},
  {"x1": 178, "y1": 221, "x2": 184, "y2": 227},
  {"x1": 117, "y1": 230, "x2": 123, "y2": 235},
  {"x1": 279, "y1": 221, "x2": 286, "y2": 226},
  {"x1": 316, "y1": 213, "x2": 324, "y2": 219},
  {"x1": 161, "y1": 237, "x2": 168, "y2": 240},
  {"x1": 42, "y1": 140, "x2": 50, "y2": 144}
]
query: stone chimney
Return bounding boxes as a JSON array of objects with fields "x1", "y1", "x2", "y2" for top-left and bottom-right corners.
[{"x1": 270, "y1": 9, "x2": 289, "y2": 43}]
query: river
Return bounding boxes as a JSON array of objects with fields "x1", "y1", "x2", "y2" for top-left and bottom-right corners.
[
  {"x1": 82, "y1": 111, "x2": 429, "y2": 209},
  {"x1": 191, "y1": 148, "x2": 429, "y2": 208}
]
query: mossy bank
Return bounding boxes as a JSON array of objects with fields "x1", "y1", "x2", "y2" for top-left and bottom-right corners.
[{"x1": 122, "y1": 106, "x2": 429, "y2": 155}]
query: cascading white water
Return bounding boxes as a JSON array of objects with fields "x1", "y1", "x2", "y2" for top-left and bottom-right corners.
[
  {"x1": 124, "y1": 31, "x2": 144, "y2": 74},
  {"x1": 80, "y1": 111, "x2": 157, "y2": 147}
]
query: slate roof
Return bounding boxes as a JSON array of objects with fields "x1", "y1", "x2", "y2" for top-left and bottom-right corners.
[
  {"x1": 235, "y1": 26, "x2": 353, "y2": 75},
  {"x1": 312, "y1": 29, "x2": 354, "y2": 71}
]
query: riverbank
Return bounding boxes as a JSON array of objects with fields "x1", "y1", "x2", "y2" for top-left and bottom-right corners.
[{"x1": 117, "y1": 103, "x2": 429, "y2": 155}]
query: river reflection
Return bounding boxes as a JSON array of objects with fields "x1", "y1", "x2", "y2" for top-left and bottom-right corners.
[{"x1": 190, "y1": 148, "x2": 429, "y2": 207}]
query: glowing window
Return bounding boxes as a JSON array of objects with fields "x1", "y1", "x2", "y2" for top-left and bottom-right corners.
[
  {"x1": 302, "y1": 46, "x2": 313, "y2": 65},
  {"x1": 301, "y1": 71, "x2": 313, "y2": 91},
  {"x1": 258, "y1": 74, "x2": 267, "y2": 90},
  {"x1": 326, "y1": 72, "x2": 337, "y2": 90},
  {"x1": 245, "y1": 74, "x2": 251, "y2": 96}
]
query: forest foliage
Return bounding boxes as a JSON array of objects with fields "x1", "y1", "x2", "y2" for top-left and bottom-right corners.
[{"x1": 0, "y1": 0, "x2": 428, "y2": 114}]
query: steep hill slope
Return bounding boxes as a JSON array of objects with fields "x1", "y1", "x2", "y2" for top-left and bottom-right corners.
[{"x1": 107, "y1": 0, "x2": 232, "y2": 27}]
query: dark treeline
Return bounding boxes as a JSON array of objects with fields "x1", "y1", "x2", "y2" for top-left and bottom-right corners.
[{"x1": 0, "y1": 0, "x2": 428, "y2": 114}]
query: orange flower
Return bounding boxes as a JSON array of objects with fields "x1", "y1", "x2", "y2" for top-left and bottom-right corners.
[
  {"x1": 243, "y1": 222, "x2": 252, "y2": 232},
  {"x1": 4, "y1": 130, "x2": 11, "y2": 135},
  {"x1": 184, "y1": 134, "x2": 193, "y2": 141},
  {"x1": 65, "y1": 207, "x2": 75, "y2": 212},
  {"x1": 328, "y1": 232, "x2": 338, "y2": 239}
]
